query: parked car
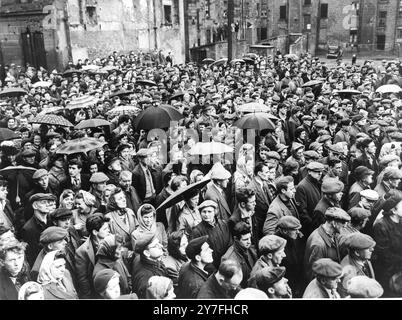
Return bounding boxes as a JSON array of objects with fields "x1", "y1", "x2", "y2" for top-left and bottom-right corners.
[{"x1": 327, "y1": 45, "x2": 343, "y2": 59}]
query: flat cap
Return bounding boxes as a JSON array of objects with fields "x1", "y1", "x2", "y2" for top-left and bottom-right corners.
[
  {"x1": 345, "y1": 233, "x2": 376, "y2": 250},
  {"x1": 90, "y1": 172, "x2": 110, "y2": 183},
  {"x1": 276, "y1": 144, "x2": 288, "y2": 153},
  {"x1": 277, "y1": 216, "x2": 301, "y2": 230},
  {"x1": 347, "y1": 276, "x2": 383, "y2": 298},
  {"x1": 39, "y1": 226, "x2": 68, "y2": 245},
  {"x1": 198, "y1": 200, "x2": 218, "y2": 211},
  {"x1": 317, "y1": 134, "x2": 332, "y2": 143},
  {"x1": 105, "y1": 155, "x2": 120, "y2": 167},
  {"x1": 94, "y1": 269, "x2": 120, "y2": 294},
  {"x1": 234, "y1": 288, "x2": 268, "y2": 300},
  {"x1": 383, "y1": 168, "x2": 402, "y2": 180},
  {"x1": 382, "y1": 98, "x2": 392, "y2": 104},
  {"x1": 29, "y1": 193, "x2": 56, "y2": 203},
  {"x1": 21, "y1": 149, "x2": 36, "y2": 157},
  {"x1": 348, "y1": 207, "x2": 371, "y2": 220},
  {"x1": 359, "y1": 189, "x2": 379, "y2": 201},
  {"x1": 324, "y1": 207, "x2": 351, "y2": 222},
  {"x1": 340, "y1": 119, "x2": 352, "y2": 126},
  {"x1": 381, "y1": 190, "x2": 402, "y2": 212},
  {"x1": 322, "y1": 178, "x2": 344, "y2": 193},
  {"x1": 380, "y1": 154, "x2": 400, "y2": 167},
  {"x1": 266, "y1": 151, "x2": 281, "y2": 160},
  {"x1": 255, "y1": 266, "x2": 286, "y2": 291},
  {"x1": 291, "y1": 142, "x2": 305, "y2": 151},
  {"x1": 306, "y1": 161, "x2": 325, "y2": 172},
  {"x1": 259, "y1": 235, "x2": 287, "y2": 253},
  {"x1": 303, "y1": 150, "x2": 320, "y2": 160},
  {"x1": 32, "y1": 169, "x2": 48, "y2": 180},
  {"x1": 302, "y1": 115, "x2": 313, "y2": 121},
  {"x1": 312, "y1": 258, "x2": 343, "y2": 278},
  {"x1": 341, "y1": 99, "x2": 351, "y2": 104},
  {"x1": 136, "y1": 148, "x2": 149, "y2": 158},
  {"x1": 309, "y1": 142, "x2": 323, "y2": 152},
  {"x1": 210, "y1": 162, "x2": 231, "y2": 180},
  {"x1": 313, "y1": 120, "x2": 327, "y2": 128},
  {"x1": 354, "y1": 166, "x2": 374, "y2": 180},
  {"x1": 50, "y1": 208, "x2": 72, "y2": 221},
  {"x1": 134, "y1": 233, "x2": 156, "y2": 254},
  {"x1": 305, "y1": 92, "x2": 314, "y2": 98},
  {"x1": 389, "y1": 131, "x2": 402, "y2": 142},
  {"x1": 185, "y1": 235, "x2": 209, "y2": 260},
  {"x1": 352, "y1": 114, "x2": 364, "y2": 122},
  {"x1": 367, "y1": 124, "x2": 380, "y2": 133},
  {"x1": 116, "y1": 144, "x2": 131, "y2": 154},
  {"x1": 328, "y1": 143, "x2": 344, "y2": 154}
]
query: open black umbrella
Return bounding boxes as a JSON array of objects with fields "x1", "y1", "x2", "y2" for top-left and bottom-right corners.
[
  {"x1": 201, "y1": 58, "x2": 215, "y2": 65},
  {"x1": 0, "y1": 87, "x2": 28, "y2": 98},
  {"x1": 62, "y1": 69, "x2": 82, "y2": 78},
  {"x1": 233, "y1": 113, "x2": 276, "y2": 131},
  {"x1": 302, "y1": 79, "x2": 323, "y2": 87},
  {"x1": 336, "y1": 89, "x2": 362, "y2": 99},
  {"x1": 136, "y1": 79, "x2": 157, "y2": 87},
  {"x1": 0, "y1": 128, "x2": 21, "y2": 142},
  {"x1": 210, "y1": 58, "x2": 228, "y2": 68},
  {"x1": 0, "y1": 166, "x2": 36, "y2": 204},
  {"x1": 133, "y1": 104, "x2": 183, "y2": 130},
  {"x1": 156, "y1": 178, "x2": 211, "y2": 212}
]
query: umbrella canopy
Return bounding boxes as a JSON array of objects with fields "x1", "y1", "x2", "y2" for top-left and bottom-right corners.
[
  {"x1": 242, "y1": 57, "x2": 255, "y2": 64},
  {"x1": 230, "y1": 59, "x2": 245, "y2": 64},
  {"x1": 100, "y1": 65, "x2": 119, "y2": 72},
  {"x1": 0, "y1": 165, "x2": 36, "y2": 173},
  {"x1": 135, "y1": 79, "x2": 157, "y2": 87},
  {"x1": 284, "y1": 53, "x2": 299, "y2": 60},
  {"x1": 302, "y1": 79, "x2": 323, "y2": 87},
  {"x1": 0, "y1": 87, "x2": 28, "y2": 98},
  {"x1": 109, "y1": 89, "x2": 134, "y2": 98},
  {"x1": 66, "y1": 95, "x2": 98, "y2": 110},
  {"x1": 106, "y1": 105, "x2": 142, "y2": 116},
  {"x1": 243, "y1": 53, "x2": 258, "y2": 59},
  {"x1": 62, "y1": 69, "x2": 82, "y2": 78},
  {"x1": 81, "y1": 65, "x2": 101, "y2": 71},
  {"x1": 133, "y1": 105, "x2": 183, "y2": 130},
  {"x1": 337, "y1": 89, "x2": 361, "y2": 95},
  {"x1": 56, "y1": 137, "x2": 106, "y2": 155},
  {"x1": 38, "y1": 106, "x2": 64, "y2": 115},
  {"x1": 210, "y1": 58, "x2": 228, "y2": 68},
  {"x1": 188, "y1": 141, "x2": 233, "y2": 155},
  {"x1": 156, "y1": 178, "x2": 212, "y2": 212},
  {"x1": 30, "y1": 114, "x2": 73, "y2": 127},
  {"x1": 32, "y1": 81, "x2": 52, "y2": 88},
  {"x1": 237, "y1": 102, "x2": 270, "y2": 113},
  {"x1": 0, "y1": 128, "x2": 21, "y2": 142},
  {"x1": 201, "y1": 58, "x2": 215, "y2": 65},
  {"x1": 376, "y1": 84, "x2": 402, "y2": 94},
  {"x1": 168, "y1": 91, "x2": 195, "y2": 102},
  {"x1": 233, "y1": 113, "x2": 276, "y2": 131},
  {"x1": 75, "y1": 119, "x2": 111, "y2": 130}
]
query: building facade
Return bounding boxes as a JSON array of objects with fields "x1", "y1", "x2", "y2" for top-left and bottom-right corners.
[{"x1": 0, "y1": 0, "x2": 186, "y2": 71}]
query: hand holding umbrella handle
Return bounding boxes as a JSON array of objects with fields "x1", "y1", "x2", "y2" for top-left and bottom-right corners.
[{"x1": 15, "y1": 179, "x2": 21, "y2": 206}]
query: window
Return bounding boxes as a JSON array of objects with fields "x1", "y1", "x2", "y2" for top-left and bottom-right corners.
[
  {"x1": 304, "y1": 0, "x2": 311, "y2": 5},
  {"x1": 280, "y1": 5, "x2": 287, "y2": 20},
  {"x1": 320, "y1": 3, "x2": 328, "y2": 18},
  {"x1": 304, "y1": 15, "x2": 311, "y2": 29},
  {"x1": 398, "y1": 29, "x2": 402, "y2": 39},
  {"x1": 85, "y1": 6, "x2": 97, "y2": 25},
  {"x1": 399, "y1": 0, "x2": 402, "y2": 15},
  {"x1": 173, "y1": 0, "x2": 179, "y2": 24},
  {"x1": 164, "y1": 5, "x2": 172, "y2": 25},
  {"x1": 257, "y1": 3, "x2": 260, "y2": 16},
  {"x1": 378, "y1": 11, "x2": 387, "y2": 27}
]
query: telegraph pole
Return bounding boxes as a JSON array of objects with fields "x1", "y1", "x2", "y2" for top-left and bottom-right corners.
[{"x1": 227, "y1": 0, "x2": 234, "y2": 60}]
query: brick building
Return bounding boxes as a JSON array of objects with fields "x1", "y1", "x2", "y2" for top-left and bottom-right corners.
[{"x1": 0, "y1": 0, "x2": 186, "y2": 71}]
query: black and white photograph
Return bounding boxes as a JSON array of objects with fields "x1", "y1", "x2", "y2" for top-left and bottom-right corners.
[{"x1": 0, "y1": 0, "x2": 402, "y2": 305}]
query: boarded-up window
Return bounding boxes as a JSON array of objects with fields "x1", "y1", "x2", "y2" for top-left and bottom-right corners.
[
  {"x1": 304, "y1": 0, "x2": 311, "y2": 5},
  {"x1": 304, "y1": 14, "x2": 311, "y2": 29},
  {"x1": 164, "y1": 5, "x2": 172, "y2": 25},
  {"x1": 378, "y1": 11, "x2": 387, "y2": 27}
]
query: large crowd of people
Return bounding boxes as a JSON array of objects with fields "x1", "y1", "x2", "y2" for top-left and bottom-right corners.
[{"x1": 0, "y1": 49, "x2": 402, "y2": 300}]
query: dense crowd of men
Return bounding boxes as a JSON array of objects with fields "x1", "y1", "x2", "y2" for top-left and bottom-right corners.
[{"x1": 0, "y1": 49, "x2": 402, "y2": 299}]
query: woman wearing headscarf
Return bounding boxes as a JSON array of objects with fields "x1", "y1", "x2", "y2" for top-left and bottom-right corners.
[
  {"x1": 37, "y1": 250, "x2": 78, "y2": 300},
  {"x1": 145, "y1": 276, "x2": 176, "y2": 299},
  {"x1": 163, "y1": 230, "x2": 189, "y2": 287},
  {"x1": 131, "y1": 204, "x2": 167, "y2": 254},
  {"x1": 233, "y1": 155, "x2": 254, "y2": 191},
  {"x1": 92, "y1": 234, "x2": 132, "y2": 296}
]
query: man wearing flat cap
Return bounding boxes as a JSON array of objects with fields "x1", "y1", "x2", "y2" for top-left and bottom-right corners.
[
  {"x1": 303, "y1": 258, "x2": 343, "y2": 298},
  {"x1": 30, "y1": 226, "x2": 70, "y2": 281},
  {"x1": 89, "y1": 172, "x2": 109, "y2": 208},
  {"x1": 296, "y1": 161, "x2": 325, "y2": 237},
  {"x1": 25, "y1": 169, "x2": 57, "y2": 210},
  {"x1": 312, "y1": 178, "x2": 345, "y2": 231},
  {"x1": 131, "y1": 235, "x2": 168, "y2": 299},
  {"x1": 304, "y1": 207, "x2": 350, "y2": 282},
  {"x1": 21, "y1": 193, "x2": 56, "y2": 266},
  {"x1": 352, "y1": 137, "x2": 379, "y2": 178},
  {"x1": 248, "y1": 234, "x2": 287, "y2": 287},
  {"x1": 275, "y1": 216, "x2": 305, "y2": 297},
  {"x1": 340, "y1": 233, "x2": 376, "y2": 293},
  {"x1": 263, "y1": 176, "x2": 299, "y2": 236},
  {"x1": 177, "y1": 236, "x2": 212, "y2": 298},
  {"x1": 348, "y1": 166, "x2": 375, "y2": 209},
  {"x1": 189, "y1": 200, "x2": 233, "y2": 269},
  {"x1": 374, "y1": 167, "x2": 402, "y2": 198},
  {"x1": 204, "y1": 162, "x2": 232, "y2": 221},
  {"x1": 253, "y1": 266, "x2": 292, "y2": 298},
  {"x1": 334, "y1": 118, "x2": 351, "y2": 145}
]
